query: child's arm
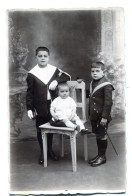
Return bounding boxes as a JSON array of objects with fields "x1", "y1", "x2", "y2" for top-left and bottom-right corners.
[
  {"x1": 70, "y1": 108, "x2": 76, "y2": 119},
  {"x1": 101, "y1": 85, "x2": 114, "y2": 125},
  {"x1": 50, "y1": 99, "x2": 59, "y2": 120},
  {"x1": 26, "y1": 74, "x2": 35, "y2": 119},
  {"x1": 70, "y1": 98, "x2": 77, "y2": 119},
  {"x1": 86, "y1": 87, "x2": 90, "y2": 99},
  {"x1": 49, "y1": 69, "x2": 71, "y2": 90},
  {"x1": 50, "y1": 106, "x2": 59, "y2": 121}
]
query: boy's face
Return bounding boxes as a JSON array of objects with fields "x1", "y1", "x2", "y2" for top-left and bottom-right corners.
[
  {"x1": 58, "y1": 86, "x2": 70, "y2": 99},
  {"x1": 36, "y1": 51, "x2": 49, "y2": 67},
  {"x1": 91, "y1": 67, "x2": 104, "y2": 80}
]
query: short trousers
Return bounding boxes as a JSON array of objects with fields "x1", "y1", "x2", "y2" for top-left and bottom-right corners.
[{"x1": 91, "y1": 120, "x2": 108, "y2": 136}]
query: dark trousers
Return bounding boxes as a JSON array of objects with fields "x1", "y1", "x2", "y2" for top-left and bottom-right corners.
[
  {"x1": 36, "y1": 101, "x2": 53, "y2": 153},
  {"x1": 91, "y1": 120, "x2": 108, "y2": 136}
]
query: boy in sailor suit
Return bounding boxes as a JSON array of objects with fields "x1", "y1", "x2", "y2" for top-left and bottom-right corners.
[
  {"x1": 81, "y1": 61, "x2": 114, "y2": 167},
  {"x1": 26, "y1": 47, "x2": 70, "y2": 164}
]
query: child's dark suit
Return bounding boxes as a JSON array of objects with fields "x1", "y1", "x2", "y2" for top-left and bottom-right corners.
[{"x1": 87, "y1": 77, "x2": 114, "y2": 166}]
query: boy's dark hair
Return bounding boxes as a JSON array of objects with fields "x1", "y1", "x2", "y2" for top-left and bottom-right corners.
[
  {"x1": 36, "y1": 46, "x2": 50, "y2": 55},
  {"x1": 91, "y1": 61, "x2": 105, "y2": 70}
]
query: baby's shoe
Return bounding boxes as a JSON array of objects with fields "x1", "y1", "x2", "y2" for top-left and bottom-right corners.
[{"x1": 81, "y1": 129, "x2": 92, "y2": 135}]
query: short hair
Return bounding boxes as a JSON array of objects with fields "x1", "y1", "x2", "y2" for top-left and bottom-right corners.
[
  {"x1": 36, "y1": 46, "x2": 50, "y2": 56},
  {"x1": 91, "y1": 61, "x2": 105, "y2": 70},
  {"x1": 57, "y1": 82, "x2": 70, "y2": 91}
]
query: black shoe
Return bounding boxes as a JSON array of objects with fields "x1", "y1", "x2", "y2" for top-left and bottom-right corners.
[
  {"x1": 90, "y1": 155, "x2": 106, "y2": 167},
  {"x1": 81, "y1": 129, "x2": 92, "y2": 135},
  {"x1": 48, "y1": 150, "x2": 59, "y2": 161},
  {"x1": 38, "y1": 153, "x2": 44, "y2": 165},
  {"x1": 88, "y1": 155, "x2": 99, "y2": 164}
]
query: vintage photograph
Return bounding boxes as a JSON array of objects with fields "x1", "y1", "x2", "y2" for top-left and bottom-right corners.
[{"x1": 9, "y1": 8, "x2": 125, "y2": 194}]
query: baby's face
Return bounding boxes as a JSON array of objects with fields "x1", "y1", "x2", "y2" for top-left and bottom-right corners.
[
  {"x1": 91, "y1": 67, "x2": 104, "y2": 80},
  {"x1": 58, "y1": 86, "x2": 70, "y2": 99},
  {"x1": 36, "y1": 51, "x2": 49, "y2": 67}
]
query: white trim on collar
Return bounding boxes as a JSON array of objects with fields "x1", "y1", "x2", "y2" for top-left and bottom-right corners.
[
  {"x1": 90, "y1": 81, "x2": 112, "y2": 96},
  {"x1": 58, "y1": 68, "x2": 71, "y2": 81}
]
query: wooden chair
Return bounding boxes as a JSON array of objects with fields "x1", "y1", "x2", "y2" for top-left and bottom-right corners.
[{"x1": 39, "y1": 81, "x2": 88, "y2": 172}]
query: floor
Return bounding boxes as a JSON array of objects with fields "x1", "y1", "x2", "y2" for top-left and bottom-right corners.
[{"x1": 10, "y1": 113, "x2": 126, "y2": 195}]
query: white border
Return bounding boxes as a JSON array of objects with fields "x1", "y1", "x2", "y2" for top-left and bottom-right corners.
[{"x1": 0, "y1": 0, "x2": 131, "y2": 195}]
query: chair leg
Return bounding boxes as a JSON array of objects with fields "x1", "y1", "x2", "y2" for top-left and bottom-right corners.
[
  {"x1": 60, "y1": 135, "x2": 64, "y2": 157},
  {"x1": 84, "y1": 134, "x2": 88, "y2": 161},
  {"x1": 70, "y1": 134, "x2": 77, "y2": 172},
  {"x1": 42, "y1": 132, "x2": 47, "y2": 167}
]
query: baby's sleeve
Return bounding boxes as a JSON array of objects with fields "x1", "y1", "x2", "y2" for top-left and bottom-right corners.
[
  {"x1": 50, "y1": 98, "x2": 58, "y2": 110},
  {"x1": 70, "y1": 97, "x2": 77, "y2": 109}
]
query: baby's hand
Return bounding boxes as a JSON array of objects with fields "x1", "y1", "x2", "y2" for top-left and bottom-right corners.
[
  {"x1": 77, "y1": 79, "x2": 84, "y2": 83},
  {"x1": 53, "y1": 114, "x2": 59, "y2": 121}
]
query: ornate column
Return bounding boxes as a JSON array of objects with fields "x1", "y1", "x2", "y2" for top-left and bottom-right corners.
[
  {"x1": 9, "y1": 17, "x2": 29, "y2": 138},
  {"x1": 101, "y1": 8, "x2": 124, "y2": 62},
  {"x1": 101, "y1": 9, "x2": 114, "y2": 59},
  {"x1": 99, "y1": 9, "x2": 125, "y2": 117}
]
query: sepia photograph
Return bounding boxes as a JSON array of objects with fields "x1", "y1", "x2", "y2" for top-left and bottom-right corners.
[{"x1": 8, "y1": 8, "x2": 125, "y2": 194}]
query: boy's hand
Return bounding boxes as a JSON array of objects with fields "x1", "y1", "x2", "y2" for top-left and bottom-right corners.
[
  {"x1": 27, "y1": 110, "x2": 33, "y2": 119},
  {"x1": 100, "y1": 118, "x2": 107, "y2": 126},
  {"x1": 77, "y1": 79, "x2": 84, "y2": 83},
  {"x1": 49, "y1": 80, "x2": 58, "y2": 90}
]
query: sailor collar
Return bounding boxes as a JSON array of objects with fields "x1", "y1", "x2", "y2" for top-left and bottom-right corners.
[{"x1": 90, "y1": 78, "x2": 112, "y2": 96}]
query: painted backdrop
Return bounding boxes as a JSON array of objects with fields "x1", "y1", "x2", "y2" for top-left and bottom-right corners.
[{"x1": 8, "y1": 10, "x2": 125, "y2": 139}]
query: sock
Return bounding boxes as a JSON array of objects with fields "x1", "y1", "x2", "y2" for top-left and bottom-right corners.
[
  {"x1": 75, "y1": 119, "x2": 85, "y2": 130},
  {"x1": 100, "y1": 139, "x2": 108, "y2": 156},
  {"x1": 65, "y1": 120, "x2": 76, "y2": 129},
  {"x1": 96, "y1": 138, "x2": 102, "y2": 156}
]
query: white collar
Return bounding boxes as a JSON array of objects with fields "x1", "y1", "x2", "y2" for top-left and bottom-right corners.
[{"x1": 29, "y1": 64, "x2": 56, "y2": 84}]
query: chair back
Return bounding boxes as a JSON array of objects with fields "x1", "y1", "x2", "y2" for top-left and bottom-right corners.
[{"x1": 67, "y1": 81, "x2": 87, "y2": 123}]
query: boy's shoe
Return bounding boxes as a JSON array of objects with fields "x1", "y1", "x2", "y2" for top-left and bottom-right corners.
[
  {"x1": 81, "y1": 129, "x2": 92, "y2": 135},
  {"x1": 88, "y1": 155, "x2": 99, "y2": 164},
  {"x1": 90, "y1": 155, "x2": 106, "y2": 167}
]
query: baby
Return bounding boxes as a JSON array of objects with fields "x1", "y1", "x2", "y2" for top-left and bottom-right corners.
[{"x1": 50, "y1": 82, "x2": 88, "y2": 132}]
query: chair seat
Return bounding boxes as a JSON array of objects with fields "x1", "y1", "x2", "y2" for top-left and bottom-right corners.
[
  {"x1": 40, "y1": 122, "x2": 75, "y2": 132},
  {"x1": 40, "y1": 120, "x2": 87, "y2": 131}
]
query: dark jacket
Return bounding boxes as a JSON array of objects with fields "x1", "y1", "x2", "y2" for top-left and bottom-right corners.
[
  {"x1": 26, "y1": 68, "x2": 70, "y2": 118},
  {"x1": 86, "y1": 77, "x2": 114, "y2": 121}
]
